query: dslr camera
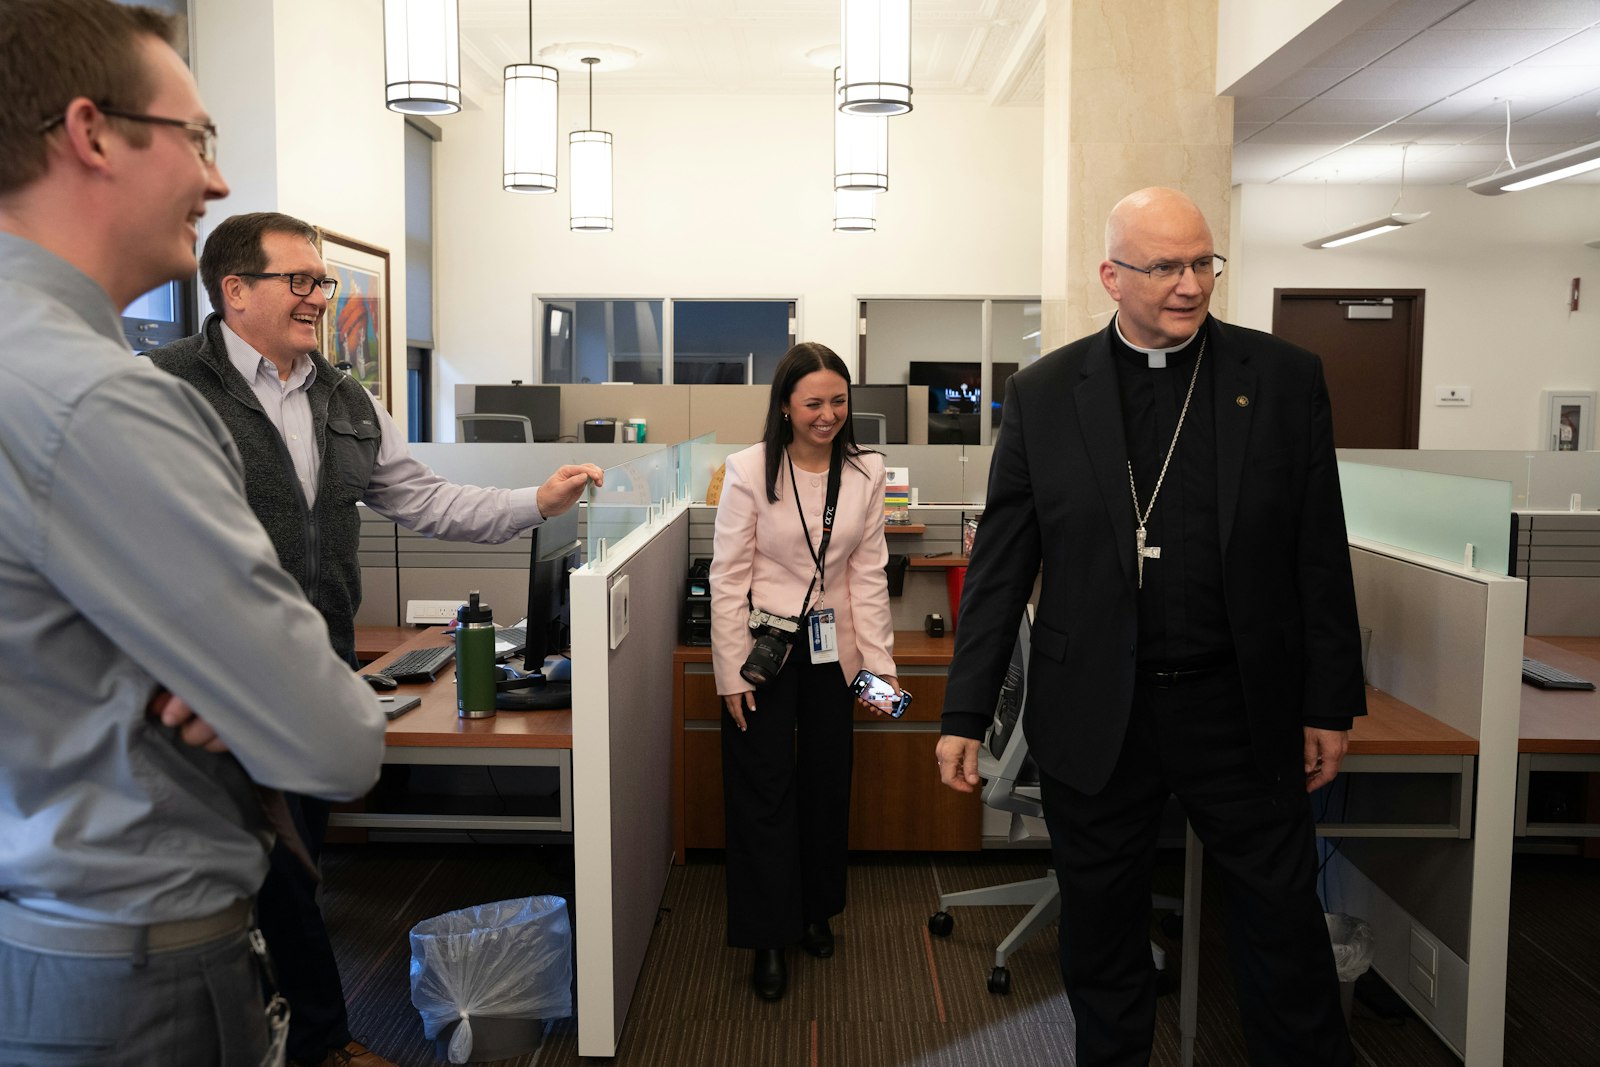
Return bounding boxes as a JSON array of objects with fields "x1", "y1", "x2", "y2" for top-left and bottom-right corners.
[{"x1": 740, "y1": 608, "x2": 803, "y2": 687}]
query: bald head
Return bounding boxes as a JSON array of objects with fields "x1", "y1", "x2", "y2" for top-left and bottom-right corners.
[
  {"x1": 1098, "y1": 187, "x2": 1219, "y2": 350},
  {"x1": 1103, "y1": 187, "x2": 1212, "y2": 261}
]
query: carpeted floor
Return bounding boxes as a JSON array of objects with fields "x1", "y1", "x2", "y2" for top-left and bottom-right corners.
[{"x1": 318, "y1": 845, "x2": 1600, "y2": 1066}]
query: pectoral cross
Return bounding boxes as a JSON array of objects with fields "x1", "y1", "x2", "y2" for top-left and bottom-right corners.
[{"x1": 1135, "y1": 525, "x2": 1161, "y2": 589}]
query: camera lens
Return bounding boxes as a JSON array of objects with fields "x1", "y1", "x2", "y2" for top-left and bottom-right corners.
[{"x1": 740, "y1": 632, "x2": 791, "y2": 687}]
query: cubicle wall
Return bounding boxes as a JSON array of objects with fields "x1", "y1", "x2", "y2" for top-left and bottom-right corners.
[
  {"x1": 1327, "y1": 540, "x2": 1524, "y2": 1064},
  {"x1": 1512, "y1": 510, "x2": 1600, "y2": 635},
  {"x1": 569, "y1": 509, "x2": 687, "y2": 1056},
  {"x1": 458, "y1": 383, "x2": 935, "y2": 445}
]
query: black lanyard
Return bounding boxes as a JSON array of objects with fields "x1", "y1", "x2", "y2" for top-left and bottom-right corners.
[{"x1": 789, "y1": 447, "x2": 843, "y2": 617}]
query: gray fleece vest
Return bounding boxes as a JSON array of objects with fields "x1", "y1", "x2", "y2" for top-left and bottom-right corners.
[{"x1": 147, "y1": 314, "x2": 380, "y2": 662}]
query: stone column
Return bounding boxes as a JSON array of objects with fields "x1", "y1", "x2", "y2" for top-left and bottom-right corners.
[{"x1": 1040, "y1": 0, "x2": 1233, "y2": 350}]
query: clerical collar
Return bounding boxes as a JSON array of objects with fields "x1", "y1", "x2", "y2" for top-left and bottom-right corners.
[{"x1": 1113, "y1": 314, "x2": 1202, "y2": 369}]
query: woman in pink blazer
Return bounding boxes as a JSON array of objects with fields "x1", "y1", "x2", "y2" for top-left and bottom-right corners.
[{"x1": 710, "y1": 343, "x2": 898, "y2": 1001}]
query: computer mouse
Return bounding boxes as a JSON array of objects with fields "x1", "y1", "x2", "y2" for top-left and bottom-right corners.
[{"x1": 362, "y1": 673, "x2": 398, "y2": 691}]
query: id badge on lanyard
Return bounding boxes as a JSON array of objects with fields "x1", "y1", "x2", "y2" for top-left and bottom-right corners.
[{"x1": 808, "y1": 607, "x2": 839, "y2": 664}]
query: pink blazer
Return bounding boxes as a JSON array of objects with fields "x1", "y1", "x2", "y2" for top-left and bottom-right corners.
[{"x1": 710, "y1": 443, "x2": 896, "y2": 695}]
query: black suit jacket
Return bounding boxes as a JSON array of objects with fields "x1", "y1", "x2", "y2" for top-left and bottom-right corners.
[{"x1": 942, "y1": 316, "x2": 1367, "y2": 795}]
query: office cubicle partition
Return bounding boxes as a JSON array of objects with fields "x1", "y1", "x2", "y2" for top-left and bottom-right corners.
[{"x1": 1326, "y1": 539, "x2": 1524, "y2": 1064}]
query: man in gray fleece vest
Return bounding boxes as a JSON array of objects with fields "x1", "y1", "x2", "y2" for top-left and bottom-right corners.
[{"x1": 148, "y1": 211, "x2": 601, "y2": 1067}]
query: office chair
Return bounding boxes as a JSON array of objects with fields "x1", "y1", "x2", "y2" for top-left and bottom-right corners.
[
  {"x1": 927, "y1": 606, "x2": 1181, "y2": 996},
  {"x1": 456, "y1": 413, "x2": 534, "y2": 443},
  {"x1": 852, "y1": 411, "x2": 887, "y2": 445}
]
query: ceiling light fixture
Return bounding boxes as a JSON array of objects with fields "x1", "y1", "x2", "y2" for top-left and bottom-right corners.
[
  {"x1": 570, "y1": 57, "x2": 613, "y2": 232},
  {"x1": 1469, "y1": 138, "x2": 1600, "y2": 195},
  {"x1": 383, "y1": 0, "x2": 461, "y2": 115},
  {"x1": 839, "y1": 0, "x2": 912, "y2": 116},
  {"x1": 834, "y1": 190, "x2": 876, "y2": 232},
  {"x1": 834, "y1": 68, "x2": 887, "y2": 192},
  {"x1": 504, "y1": 1, "x2": 558, "y2": 193},
  {"x1": 1305, "y1": 144, "x2": 1430, "y2": 250}
]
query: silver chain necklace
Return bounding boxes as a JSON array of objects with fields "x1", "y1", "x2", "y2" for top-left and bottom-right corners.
[{"x1": 1127, "y1": 336, "x2": 1206, "y2": 589}]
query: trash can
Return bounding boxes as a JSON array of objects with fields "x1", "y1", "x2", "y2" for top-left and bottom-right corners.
[
  {"x1": 410, "y1": 895, "x2": 574, "y2": 1064},
  {"x1": 1325, "y1": 912, "x2": 1375, "y2": 1024}
]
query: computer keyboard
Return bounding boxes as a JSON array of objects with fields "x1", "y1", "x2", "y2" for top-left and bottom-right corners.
[
  {"x1": 379, "y1": 645, "x2": 456, "y2": 684},
  {"x1": 1521, "y1": 657, "x2": 1597, "y2": 691}
]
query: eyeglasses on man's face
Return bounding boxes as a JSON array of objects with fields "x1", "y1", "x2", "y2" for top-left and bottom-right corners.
[
  {"x1": 236, "y1": 272, "x2": 339, "y2": 300},
  {"x1": 1110, "y1": 255, "x2": 1226, "y2": 282},
  {"x1": 37, "y1": 106, "x2": 218, "y2": 166}
]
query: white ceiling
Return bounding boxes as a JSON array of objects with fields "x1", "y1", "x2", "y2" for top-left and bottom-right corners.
[
  {"x1": 455, "y1": 0, "x2": 1600, "y2": 187},
  {"x1": 457, "y1": 0, "x2": 1044, "y2": 106},
  {"x1": 1231, "y1": 0, "x2": 1600, "y2": 185}
]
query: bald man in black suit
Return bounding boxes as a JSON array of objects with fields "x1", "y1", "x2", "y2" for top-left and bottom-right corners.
[{"x1": 937, "y1": 188, "x2": 1363, "y2": 1067}]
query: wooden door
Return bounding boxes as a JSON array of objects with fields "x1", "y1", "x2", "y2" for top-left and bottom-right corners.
[{"x1": 1271, "y1": 289, "x2": 1425, "y2": 448}]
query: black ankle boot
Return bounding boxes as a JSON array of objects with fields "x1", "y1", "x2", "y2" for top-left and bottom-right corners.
[
  {"x1": 801, "y1": 919, "x2": 834, "y2": 958},
  {"x1": 752, "y1": 948, "x2": 787, "y2": 1000}
]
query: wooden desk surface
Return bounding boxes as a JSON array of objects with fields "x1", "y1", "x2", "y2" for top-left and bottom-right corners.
[
  {"x1": 674, "y1": 630, "x2": 957, "y2": 669},
  {"x1": 366, "y1": 628, "x2": 572, "y2": 751},
  {"x1": 354, "y1": 625, "x2": 417, "y2": 662},
  {"x1": 1350, "y1": 688, "x2": 1477, "y2": 755},
  {"x1": 675, "y1": 639, "x2": 1469, "y2": 755},
  {"x1": 1521, "y1": 636, "x2": 1600, "y2": 753}
]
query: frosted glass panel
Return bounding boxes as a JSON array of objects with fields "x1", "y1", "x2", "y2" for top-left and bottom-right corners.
[{"x1": 1339, "y1": 462, "x2": 1512, "y2": 575}]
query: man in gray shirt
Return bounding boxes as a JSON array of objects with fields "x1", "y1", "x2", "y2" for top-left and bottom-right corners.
[
  {"x1": 0, "y1": 3, "x2": 387, "y2": 1064},
  {"x1": 148, "y1": 210, "x2": 601, "y2": 1067}
]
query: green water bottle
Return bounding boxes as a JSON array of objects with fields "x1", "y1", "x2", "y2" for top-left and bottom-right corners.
[{"x1": 455, "y1": 591, "x2": 496, "y2": 719}]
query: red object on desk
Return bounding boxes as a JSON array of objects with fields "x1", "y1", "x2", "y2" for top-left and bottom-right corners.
[{"x1": 945, "y1": 566, "x2": 967, "y2": 630}]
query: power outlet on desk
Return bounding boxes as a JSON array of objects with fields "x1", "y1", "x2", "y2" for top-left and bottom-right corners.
[{"x1": 406, "y1": 599, "x2": 465, "y2": 625}]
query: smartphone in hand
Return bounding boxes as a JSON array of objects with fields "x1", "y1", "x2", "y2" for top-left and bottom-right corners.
[{"x1": 850, "y1": 669, "x2": 912, "y2": 719}]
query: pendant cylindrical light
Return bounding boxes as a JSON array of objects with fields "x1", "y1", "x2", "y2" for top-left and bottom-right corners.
[
  {"x1": 834, "y1": 190, "x2": 876, "y2": 232},
  {"x1": 570, "y1": 58, "x2": 613, "y2": 231},
  {"x1": 503, "y1": 4, "x2": 557, "y2": 193},
  {"x1": 383, "y1": 0, "x2": 461, "y2": 115},
  {"x1": 834, "y1": 68, "x2": 888, "y2": 191},
  {"x1": 840, "y1": 0, "x2": 912, "y2": 116}
]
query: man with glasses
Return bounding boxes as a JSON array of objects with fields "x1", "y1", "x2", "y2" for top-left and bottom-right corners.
[
  {"x1": 147, "y1": 210, "x2": 600, "y2": 1067},
  {"x1": 0, "y1": 3, "x2": 388, "y2": 1064},
  {"x1": 937, "y1": 188, "x2": 1363, "y2": 1066}
]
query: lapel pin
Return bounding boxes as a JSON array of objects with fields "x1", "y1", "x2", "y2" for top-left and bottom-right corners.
[{"x1": 1235, "y1": 395, "x2": 1250, "y2": 408}]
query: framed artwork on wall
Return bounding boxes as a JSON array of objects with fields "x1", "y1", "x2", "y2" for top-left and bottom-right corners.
[{"x1": 317, "y1": 230, "x2": 390, "y2": 405}]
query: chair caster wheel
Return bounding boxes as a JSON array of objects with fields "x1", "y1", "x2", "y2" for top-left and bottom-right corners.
[
  {"x1": 987, "y1": 966, "x2": 1011, "y2": 995},
  {"x1": 928, "y1": 911, "x2": 954, "y2": 937}
]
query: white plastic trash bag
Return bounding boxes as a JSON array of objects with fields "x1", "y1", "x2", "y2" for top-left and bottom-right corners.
[
  {"x1": 409, "y1": 895, "x2": 573, "y2": 1064},
  {"x1": 1325, "y1": 912, "x2": 1375, "y2": 982}
]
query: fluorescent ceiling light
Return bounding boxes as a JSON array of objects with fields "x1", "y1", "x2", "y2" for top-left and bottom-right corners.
[
  {"x1": 1305, "y1": 212, "x2": 1429, "y2": 250},
  {"x1": 1469, "y1": 139, "x2": 1600, "y2": 196}
]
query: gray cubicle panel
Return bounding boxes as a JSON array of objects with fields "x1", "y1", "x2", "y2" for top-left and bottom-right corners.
[
  {"x1": 1512, "y1": 510, "x2": 1600, "y2": 634},
  {"x1": 355, "y1": 506, "x2": 398, "y2": 626},
  {"x1": 1330, "y1": 540, "x2": 1524, "y2": 1063},
  {"x1": 569, "y1": 510, "x2": 685, "y2": 1056}
]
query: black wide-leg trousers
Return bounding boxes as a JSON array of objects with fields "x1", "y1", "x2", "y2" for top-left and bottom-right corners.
[
  {"x1": 721, "y1": 651, "x2": 855, "y2": 949},
  {"x1": 1038, "y1": 667, "x2": 1352, "y2": 1067}
]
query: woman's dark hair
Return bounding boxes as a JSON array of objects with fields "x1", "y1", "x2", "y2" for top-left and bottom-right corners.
[{"x1": 760, "y1": 342, "x2": 873, "y2": 502}]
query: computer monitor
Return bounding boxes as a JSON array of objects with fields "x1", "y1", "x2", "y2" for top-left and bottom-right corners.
[
  {"x1": 849, "y1": 384, "x2": 908, "y2": 444},
  {"x1": 497, "y1": 503, "x2": 581, "y2": 710},
  {"x1": 907, "y1": 362, "x2": 1019, "y2": 443},
  {"x1": 473, "y1": 385, "x2": 562, "y2": 442}
]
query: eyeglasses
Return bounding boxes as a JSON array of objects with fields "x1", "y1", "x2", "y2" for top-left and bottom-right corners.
[
  {"x1": 37, "y1": 107, "x2": 218, "y2": 166},
  {"x1": 1110, "y1": 255, "x2": 1226, "y2": 281},
  {"x1": 236, "y1": 272, "x2": 339, "y2": 300}
]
